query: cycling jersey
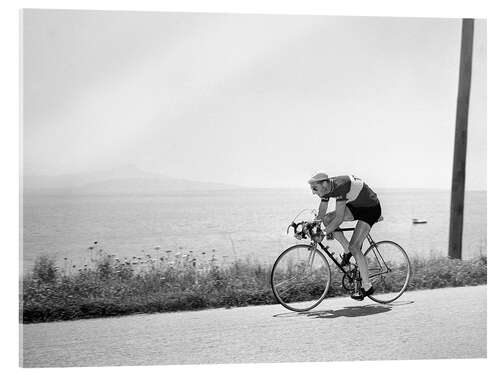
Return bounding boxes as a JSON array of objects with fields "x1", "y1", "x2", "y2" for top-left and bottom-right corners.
[{"x1": 321, "y1": 175, "x2": 379, "y2": 208}]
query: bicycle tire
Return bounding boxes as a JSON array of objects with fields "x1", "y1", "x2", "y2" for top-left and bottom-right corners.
[
  {"x1": 271, "y1": 245, "x2": 331, "y2": 312},
  {"x1": 363, "y1": 240, "x2": 411, "y2": 304}
]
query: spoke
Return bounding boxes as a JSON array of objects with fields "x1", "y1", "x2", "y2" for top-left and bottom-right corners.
[
  {"x1": 274, "y1": 274, "x2": 300, "y2": 288},
  {"x1": 274, "y1": 269, "x2": 315, "y2": 291},
  {"x1": 277, "y1": 279, "x2": 300, "y2": 294}
]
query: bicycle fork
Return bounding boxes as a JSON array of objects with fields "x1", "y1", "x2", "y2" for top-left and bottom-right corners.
[{"x1": 307, "y1": 245, "x2": 317, "y2": 269}]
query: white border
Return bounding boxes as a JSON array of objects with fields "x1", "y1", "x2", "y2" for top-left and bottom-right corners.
[
  {"x1": 2, "y1": 1, "x2": 497, "y2": 375},
  {"x1": 7, "y1": 0, "x2": 494, "y2": 17}
]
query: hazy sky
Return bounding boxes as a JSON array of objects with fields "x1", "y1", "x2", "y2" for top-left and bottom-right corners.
[{"x1": 22, "y1": 10, "x2": 486, "y2": 190}]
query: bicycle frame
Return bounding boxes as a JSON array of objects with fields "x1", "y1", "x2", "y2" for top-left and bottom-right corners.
[{"x1": 312, "y1": 227, "x2": 381, "y2": 282}]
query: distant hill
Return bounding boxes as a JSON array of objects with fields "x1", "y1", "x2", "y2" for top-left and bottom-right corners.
[{"x1": 22, "y1": 165, "x2": 242, "y2": 195}]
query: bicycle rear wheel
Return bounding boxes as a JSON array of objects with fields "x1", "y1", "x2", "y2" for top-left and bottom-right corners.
[
  {"x1": 363, "y1": 241, "x2": 411, "y2": 303},
  {"x1": 271, "y1": 245, "x2": 331, "y2": 312}
]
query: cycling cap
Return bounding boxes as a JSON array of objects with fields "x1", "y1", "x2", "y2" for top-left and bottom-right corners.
[{"x1": 308, "y1": 173, "x2": 329, "y2": 184}]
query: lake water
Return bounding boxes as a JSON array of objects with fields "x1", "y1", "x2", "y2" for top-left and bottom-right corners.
[{"x1": 21, "y1": 189, "x2": 487, "y2": 271}]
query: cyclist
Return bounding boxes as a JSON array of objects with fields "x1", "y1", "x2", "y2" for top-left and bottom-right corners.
[{"x1": 308, "y1": 172, "x2": 382, "y2": 300}]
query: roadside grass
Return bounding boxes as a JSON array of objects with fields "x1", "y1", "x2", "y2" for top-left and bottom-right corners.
[{"x1": 21, "y1": 248, "x2": 487, "y2": 323}]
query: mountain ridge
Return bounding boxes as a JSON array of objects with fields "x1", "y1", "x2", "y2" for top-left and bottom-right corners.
[{"x1": 22, "y1": 165, "x2": 243, "y2": 194}]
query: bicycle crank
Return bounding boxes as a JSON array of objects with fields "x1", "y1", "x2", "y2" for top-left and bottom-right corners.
[{"x1": 341, "y1": 267, "x2": 359, "y2": 292}]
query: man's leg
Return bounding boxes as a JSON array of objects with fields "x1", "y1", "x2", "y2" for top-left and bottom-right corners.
[
  {"x1": 332, "y1": 231, "x2": 350, "y2": 252},
  {"x1": 349, "y1": 220, "x2": 372, "y2": 291},
  {"x1": 322, "y1": 209, "x2": 353, "y2": 253}
]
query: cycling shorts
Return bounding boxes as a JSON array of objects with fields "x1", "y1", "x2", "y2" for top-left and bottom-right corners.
[{"x1": 346, "y1": 203, "x2": 382, "y2": 227}]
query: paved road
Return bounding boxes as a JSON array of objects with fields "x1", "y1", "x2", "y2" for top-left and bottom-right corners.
[{"x1": 21, "y1": 286, "x2": 486, "y2": 367}]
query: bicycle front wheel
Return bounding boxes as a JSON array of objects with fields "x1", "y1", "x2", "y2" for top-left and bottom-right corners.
[
  {"x1": 271, "y1": 245, "x2": 331, "y2": 312},
  {"x1": 364, "y1": 241, "x2": 411, "y2": 304}
]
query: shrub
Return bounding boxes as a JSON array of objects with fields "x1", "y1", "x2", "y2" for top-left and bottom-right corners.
[
  {"x1": 21, "y1": 250, "x2": 487, "y2": 324},
  {"x1": 31, "y1": 255, "x2": 59, "y2": 283}
]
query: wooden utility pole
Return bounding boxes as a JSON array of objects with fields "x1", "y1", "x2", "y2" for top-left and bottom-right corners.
[{"x1": 449, "y1": 19, "x2": 474, "y2": 259}]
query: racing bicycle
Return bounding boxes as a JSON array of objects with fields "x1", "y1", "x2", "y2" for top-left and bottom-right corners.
[{"x1": 270, "y1": 210, "x2": 411, "y2": 312}]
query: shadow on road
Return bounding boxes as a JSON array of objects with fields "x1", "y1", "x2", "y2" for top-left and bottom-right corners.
[
  {"x1": 305, "y1": 305, "x2": 391, "y2": 319},
  {"x1": 273, "y1": 300, "x2": 414, "y2": 319},
  {"x1": 384, "y1": 300, "x2": 414, "y2": 306}
]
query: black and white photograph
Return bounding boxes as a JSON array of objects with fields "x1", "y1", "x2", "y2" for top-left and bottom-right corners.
[{"x1": 18, "y1": 8, "x2": 487, "y2": 368}]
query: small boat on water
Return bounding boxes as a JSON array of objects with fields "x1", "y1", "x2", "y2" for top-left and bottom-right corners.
[{"x1": 412, "y1": 218, "x2": 427, "y2": 224}]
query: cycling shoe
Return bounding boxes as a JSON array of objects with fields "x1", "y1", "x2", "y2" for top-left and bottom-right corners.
[{"x1": 350, "y1": 286, "x2": 375, "y2": 301}]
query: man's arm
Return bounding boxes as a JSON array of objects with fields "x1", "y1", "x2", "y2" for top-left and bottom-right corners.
[
  {"x1": 316, "y1": 198, "x2": 329, "y2": 221},
  {"x1": 324, "y1": 200, "x2": 347, "y2": 234}
]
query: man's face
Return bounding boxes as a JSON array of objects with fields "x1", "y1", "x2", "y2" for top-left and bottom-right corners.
[{"x1": 310, "y1": 181, "x2": 328, "y2": 197}]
